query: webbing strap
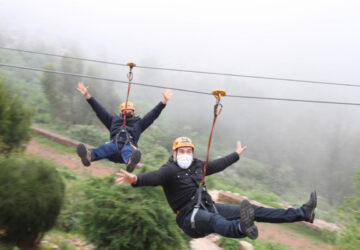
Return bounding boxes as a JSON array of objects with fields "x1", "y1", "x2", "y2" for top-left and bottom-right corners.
[
  {"x1": 122, "y1": 63, "x2": 135, "y2": 127},
  {"x1": 190, "y1": 185, "x2": 206, "y2": 229},
  {"x1": 200, "y1": 101, "x2": 222, "y2": 184},
  {"x1": 190, "y1": 184, "x2": 219, "y2": 230}
]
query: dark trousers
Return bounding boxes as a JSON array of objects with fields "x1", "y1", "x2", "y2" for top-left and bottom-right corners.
[
  {"x1": 180, "y1": 203, "x2": 305, "y2": 238},
  {"x1": 89, "y1": 142, "x2": 134, "y2": 163}
]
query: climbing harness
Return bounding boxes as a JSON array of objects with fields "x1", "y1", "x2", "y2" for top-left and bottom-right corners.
[{"x1": 190, "y1": 89, "x2": 226, "y2": 230}]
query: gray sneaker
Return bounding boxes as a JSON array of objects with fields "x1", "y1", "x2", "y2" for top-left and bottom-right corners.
[
  {"x1": 239, "y1": 200, "x2": 258, "y2": 240},
  {"x1": 77, "y1": 143, "x2": 91, "y2": 167}
]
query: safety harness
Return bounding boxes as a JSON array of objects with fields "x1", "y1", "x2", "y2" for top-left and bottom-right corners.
[{"x1": 190, "y1": 89, "x2": 226, "y2": 230}]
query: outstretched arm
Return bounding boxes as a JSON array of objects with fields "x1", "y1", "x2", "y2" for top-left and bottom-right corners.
[
  {"x1": 140, "y1": 89, "x2": 173, "y2": 131},
  {"x1": 206, "y1": 141, "x2": 247, "y2": 175},
  {"x1": 116, "y1": 166, "x2": 168, "y2": 187},
  {"x1": 77, "y1": 81, "x2": 113, "y2": 129}
]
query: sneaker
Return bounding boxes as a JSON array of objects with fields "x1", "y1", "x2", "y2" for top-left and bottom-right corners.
[
  {"x1": 126, "y1": 149, "x2": 141, "y2": 172},
  {"x1": 77, "y1": 143, "x2": 91, "y2": 167},
  {"x1": 301, "y1": 191, "x2": 317, "y2": 223},
  {"x1": 239, "y1": 200, "x2": 258, "y2": 240}
]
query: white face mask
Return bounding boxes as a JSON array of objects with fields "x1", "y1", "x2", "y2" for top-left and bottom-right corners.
[{"x1": 176, "y1": 154, "x2": 193, "y2": 169}]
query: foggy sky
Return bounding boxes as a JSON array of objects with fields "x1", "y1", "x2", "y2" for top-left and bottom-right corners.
[{"x1": 1, "y1": 0, "x2": 359, "y2": 153}]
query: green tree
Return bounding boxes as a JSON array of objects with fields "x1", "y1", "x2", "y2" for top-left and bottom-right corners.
[
  {"x1": 0, "y1": 77, "x2": 33, "y2": 154},
  {"x1": 80, "y1": 176, "x2": 189, "y2": 250},
  {"x1": 41, "y1": 64, "x2": 62, "y2": 121},
  {"x1": 0, "y1": 156, "x2": 65, "y2": 249}
]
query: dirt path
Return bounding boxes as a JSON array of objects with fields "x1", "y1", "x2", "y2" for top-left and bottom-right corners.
[
  {"x1": 257, "y1": 223, "x2": 331, "y2": 250},
  {"x1": 27, "y1": 139, "x2": 116, "y2": 177},
  {"x1": 26, "y1": 139, "x2": 333, "y2": 250}
]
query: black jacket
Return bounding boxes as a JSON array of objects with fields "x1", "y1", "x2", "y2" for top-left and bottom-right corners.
[
  {"x1": 87, "y1": 97, "x2": 166, "y2": 146},
  {"x1": 133, "y1": 152, "x2": 240, "y2": 223}
]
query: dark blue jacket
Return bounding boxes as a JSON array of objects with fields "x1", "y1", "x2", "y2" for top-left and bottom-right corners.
[{"x1": 87, "y1": 97, "x2": 166, "y2": 146}]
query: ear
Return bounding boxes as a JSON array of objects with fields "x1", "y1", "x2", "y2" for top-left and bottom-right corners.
[{"x1": 172, "y1": 150, "x2": 177, "y2": 162}]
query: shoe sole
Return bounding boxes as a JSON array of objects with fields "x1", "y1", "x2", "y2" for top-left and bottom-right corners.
[
  {"x1": 240, "y1": 200, "x2": 258, "y2": 240},
  {"x1": 126, "y1": 150, "x2": 141, "y2": 172},
  {"x1": 77, "y1": 144, "x2": 91, "y2": 167},
  {"x1": 309, "y1": 191, "x2": 317, "y2": 223}
]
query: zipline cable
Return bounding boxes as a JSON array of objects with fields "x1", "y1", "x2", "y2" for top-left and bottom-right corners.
[
  {"x1": 1, "y1": 46, "x2": 360, "y2": 88},
  {"x1": 1, "y1": 63, "x2": 360, "y2": 106}
]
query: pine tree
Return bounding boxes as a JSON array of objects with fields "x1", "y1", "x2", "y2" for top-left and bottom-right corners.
[
  {"x1": 40, "y1": 63, "x2": 62, "y2": 121},
  {"x1": 0, "y1": 77, "x2": 33, "y2": 154}
]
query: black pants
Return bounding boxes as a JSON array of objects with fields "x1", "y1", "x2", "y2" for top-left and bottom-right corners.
[{"x1": 180, "y1": 203, "x2": 304, "y2": 238}]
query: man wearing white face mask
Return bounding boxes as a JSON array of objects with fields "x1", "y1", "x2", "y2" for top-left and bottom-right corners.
[{"x1": 116, "y1": 137, "x2": 317, "y2": 239}]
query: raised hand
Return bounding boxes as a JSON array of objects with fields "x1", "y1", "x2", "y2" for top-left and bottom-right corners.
[
  {"x1": 161, "y1": 89, "x2": 173, "y2": 104},
  {"x1": 77, "y1": 82, "x2": 91, "y2": 99},
  {"x1": 235, "y1": 141, "x2": 247, "y2": 155}
]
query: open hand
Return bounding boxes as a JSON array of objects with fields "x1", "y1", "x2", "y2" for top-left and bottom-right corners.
[
  {"x1": 115, "y1": 169, "x2": 137, "y2": 185},
  {"x1": 162, "y1": 89, "x2": 173, "y2": 104},
  {"x1": 235, "y1": 141, "x2": 247, "y2": 155},
  {"x1": 77, "y1": 82, "x2": 91, "y2": 99}
]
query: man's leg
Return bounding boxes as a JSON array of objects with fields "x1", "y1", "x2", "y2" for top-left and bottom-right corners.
[
  {"x1": 215, "y1": 200, "x2": 304, "y2": 223},
  {"x1": 253, "y1": 191, "x2": 317, "y2": 223},
  {"x1": 215, "y1": 201, "x2": 258, "y2": 239},
  {"x1": 77, "y1": 142, "x2": 118, "y2": 167},
  {"x1": 121, "y1": 144, "x2": 141, "y2": 173},
  {"x1": 181, "y1": 202, "x2": 257, "y2": 239},
  {"x1": 182, "y1": 208, "x2": 244, "y2": 238},
  {"x1": 253, "y1": 205, "x2": 304, "y2": 223}
]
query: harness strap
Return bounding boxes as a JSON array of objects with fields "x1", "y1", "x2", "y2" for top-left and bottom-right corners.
[
  {"x1": 122, "y1": 63, "x2": 135, "y2": 127},
  {"x1": 114, "y1": 127, "x2": 135, "y2": 151},
  {"x1": 190, "y1": 185, "x2": 206, "y2": 229}
]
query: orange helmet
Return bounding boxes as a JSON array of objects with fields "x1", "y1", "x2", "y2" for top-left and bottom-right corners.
[
  {"x1": 120, "y1": 102, "x2": 135, "y2": 112},
  {"x1": 172, "y1": 137, "x2": 195, "y2": 151}
]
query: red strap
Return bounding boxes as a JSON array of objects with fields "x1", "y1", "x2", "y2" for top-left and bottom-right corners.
[
  {"x1": 122, "y1": 71, "x2": 133, "y2": 127},
  {"x1": 201, "y1": 113, "x2": 219, "y2": 184}
]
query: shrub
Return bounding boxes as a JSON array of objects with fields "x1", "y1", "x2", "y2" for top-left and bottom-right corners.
[
  {"x1": 0, "y1": 156, "x2": 65, "y2": 249},
  {"x1": 66, "y1": 124, "x2": 108, "y2": 146},
  {"x1": 80, "y1": 176, "x2": 189, "y2": 250},
  {"x1": 0, "y1": 78, "x2": 34, "y2": 154}
]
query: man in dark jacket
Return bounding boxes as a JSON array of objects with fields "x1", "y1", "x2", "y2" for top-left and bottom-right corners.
[
  {"x1": 116, "y1": 137, "x2": 317, "y2": 239},
  {"x1": 76, "y1": 82, "x2": 172, "y2": 172}
]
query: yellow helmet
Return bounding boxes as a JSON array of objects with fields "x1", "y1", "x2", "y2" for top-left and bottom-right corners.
[
  {"x1": 120, "y1": 102, "x2": 135, "y2": 112},
  {"x1": 172, "y1": 137, "x2": 195, "y2": 151}
]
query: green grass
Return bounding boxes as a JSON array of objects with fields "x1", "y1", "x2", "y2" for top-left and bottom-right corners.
[
  {"x1": 219, "y1": 236, "x2": 294, "y2": 250},
  {"x1": 282, "y1": 223, "x2": 336, "y2": 244},
  {"x1": 31, "y1": 131, "x2": 124, "y2": 170},
  {"x1": 31, "y1": 132, "x2": 75, "y2": 154}
]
